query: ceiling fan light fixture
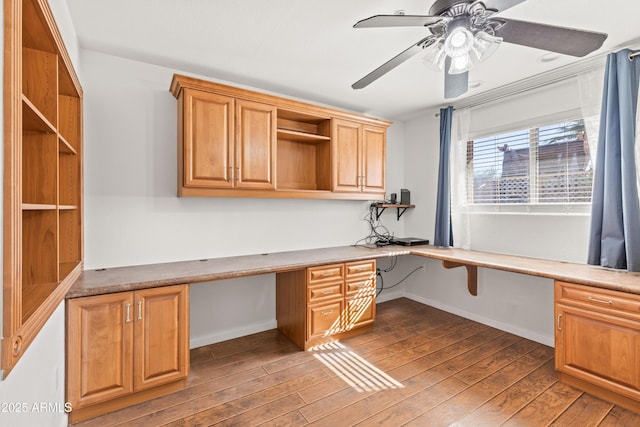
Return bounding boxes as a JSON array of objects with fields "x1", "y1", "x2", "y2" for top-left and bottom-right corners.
[
  {"x1": 422, "y1": 41, "x2": 446, "y2": 71},
  {"x1": 443, "y1": 27, "x2": 474, "y2": 57},
  {"x1": 471, "y1": 30, "x2": 502, "y2": 62},
  {"x1": 448, "y1": 53, "x2": 473, "y2": 75}
]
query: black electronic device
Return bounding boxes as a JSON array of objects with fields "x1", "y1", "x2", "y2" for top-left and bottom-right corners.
[
  {"x1": 390, "y1": 193, "x2": 397, "y2": 204},
  {"x1": 400, "y1": 189, "x2": 410, "y2": 205},
  {"x1": 391, "y1": 237, "x2": 429, "y2": 246}
]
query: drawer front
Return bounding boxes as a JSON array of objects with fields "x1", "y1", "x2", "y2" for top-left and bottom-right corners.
[
  {"x1": 308, "y1": 282, "x2": 343, "y2": 304},
  {"x1": 345, "y1": 260, "x2": 376, "y2": 279},
  {"x1": 308, "y1": 300, "x2": 344, "y2": 340},
  {"x1": 345, "y1": 278, "x2": 376, "y2": 298},
  {"x1": 308, "y1": 264, "x2": 344, "y2": 285},
  {"x1": 556, "y1": 281, "x2": 640, "y2": 319},
  {"x1": 344, "y1": 296, "x2": 375, "y2": 331}
]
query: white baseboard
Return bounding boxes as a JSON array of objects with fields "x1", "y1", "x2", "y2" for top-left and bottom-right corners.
[
  {"x1": 403, "y1": 291, "x2": 554, "y2": 347},
  {"x1": 376, "y1": 289, "x2": 405, "y2": 303},
  {"x1": 190, "y1": 292, "x2": 553, "y2": 349},
  {"x1": 190, "y1": 319, "x2": 278, "y2": 349}
]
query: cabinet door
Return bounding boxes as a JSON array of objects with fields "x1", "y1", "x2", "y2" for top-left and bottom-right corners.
[
  {"x1": 332, "y1": 119, "x2": 362, "y2": 192},
  {"x1": 556, "y1": 303, "x2": 640, "y2": 401},
  {"x1": 67, "y1": 292, "x2": 134, "y2": 409},
  {"x1": 235, "y1": 99, "x2": 276, "y2": 189},
  {"x1": 182, "y1": 89, "x2": 234, "y2": 188},
  {"x1": 344, "y1": 296, "x2": 376, "y2": 331},
  {"x1": 362, "y1": 125, "x2": 386, "y2": 194},
  {"x1": 308, "y1": 300, "x2": 344, "y2": 341},
  {"x1": 134, "y1": 285, "x2": 189, "y2": 391}
]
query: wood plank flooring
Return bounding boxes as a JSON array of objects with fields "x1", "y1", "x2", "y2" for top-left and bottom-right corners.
[{"x1": 73, "y1": 298, "x2": 640, "y2": 426}]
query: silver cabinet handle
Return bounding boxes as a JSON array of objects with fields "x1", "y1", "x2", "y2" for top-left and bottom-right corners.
[
  {"x1": 588, "y1": 296, "x2": 613, "y2": 305},
  {"x1": 125, "y1": 303, "x2": 131, "y2": 323},
  {"x1": 321, "y1": 310, "x2": 334, "y2": 316},
  {"x1": 137, "y1": 301, "x2": 142, "y2": 320}
]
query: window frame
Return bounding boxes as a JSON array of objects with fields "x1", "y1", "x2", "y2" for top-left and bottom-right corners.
[{"x1": 465, "y1": 111, "x2": 593, "y2": 214}]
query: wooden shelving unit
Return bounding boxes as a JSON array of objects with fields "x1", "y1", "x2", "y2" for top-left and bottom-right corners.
[{"x1": 2, "y1": 0, "x2": 83, "y2": 376}]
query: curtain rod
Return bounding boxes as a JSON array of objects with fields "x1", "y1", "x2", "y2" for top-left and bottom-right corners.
[
  {"x1": 434, "y1": 72, "x2": 576, "y2": 117},
  {"x1": 434, "y1": 47, "x2": 640, "y2": 117}
]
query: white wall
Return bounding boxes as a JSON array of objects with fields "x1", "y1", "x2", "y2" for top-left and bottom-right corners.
[
  {"x1": 79, "y1": 49, "x2": 406, "y2": 347},
  {"x1": 0, "y1": 2, "x2": 79, "y2": 426},
  {"x1": 0, "y1": 305, "x2": 68, "y2": 426},
  {"x1": 400, "y1": 78, "x2": 593, "y2": 346}
]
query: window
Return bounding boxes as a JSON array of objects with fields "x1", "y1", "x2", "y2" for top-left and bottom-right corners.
[{"x1": 469, "y1": 118, "x2": 593, "y2": 206}]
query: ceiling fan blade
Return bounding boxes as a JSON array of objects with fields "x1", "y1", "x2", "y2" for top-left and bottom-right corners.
[
  {"x1": 495, "y1": 18, "x2": 607, "y2": 57},
  {"x1": 352, "y1": 37, "x2": 436, "y2": 90},
  {"x1": 481, "y1": 0, "x2": 527, "y2": 13},
  {"x1": 354, "y1": 14, "x2": 443, "y2": 28},
  {"x1": 444, "y1": 58, "x2": 468, "y2": 99}
]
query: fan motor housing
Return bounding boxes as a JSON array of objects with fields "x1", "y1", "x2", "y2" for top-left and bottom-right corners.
[{"x1": 429, "y1": 0, "x2": 474, "y2": 16}]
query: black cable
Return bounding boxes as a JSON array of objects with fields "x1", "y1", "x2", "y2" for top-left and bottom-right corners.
[
  {"x1": 376, "y1": 270, "x2": 384, "y2": 297},
  {"x1": 353, "y1": 202, "x2": 393, "y2": 247},
  {"x1": 379, "y1": 256, "x2": 397, "y2": 273},
  {"x1": 376, "y1": 265, "x2": 424, "y2": 297}
]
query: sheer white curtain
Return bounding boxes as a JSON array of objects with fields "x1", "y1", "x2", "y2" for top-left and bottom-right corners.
[
  {"x1": 578, "y1": 63, "x2": 640, "y2": 216},
  {"x1": 450, "y1": 108, "x2": 471, "y2": 249},
  {"x1": 577, "y1": 66, "x2": 605, "y2": 171}
]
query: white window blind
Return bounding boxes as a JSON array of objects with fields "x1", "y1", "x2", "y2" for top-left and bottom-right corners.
[{"x1": 469, "y1": 119, "x2": 593, "y2": 205}]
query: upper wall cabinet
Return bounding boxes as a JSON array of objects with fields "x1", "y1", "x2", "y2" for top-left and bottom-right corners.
[
  {"x1": 2, "y1": 0, "x2": 84, "y2": 376},
  {"x1": 332, "y1": 119, "x2": 386, "y2": 195},
  {"x1": 170, "y1": 74, "x2": 391, "y2": 200}
]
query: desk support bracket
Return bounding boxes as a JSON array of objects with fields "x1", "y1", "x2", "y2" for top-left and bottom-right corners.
[{"x1": 441, "y1": 261, "x2": 478, "y2": 296}]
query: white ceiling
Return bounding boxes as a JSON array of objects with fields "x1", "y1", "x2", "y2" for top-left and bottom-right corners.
[{"x1": 66, "y1": 0, "x2": 640, "y2": 120}]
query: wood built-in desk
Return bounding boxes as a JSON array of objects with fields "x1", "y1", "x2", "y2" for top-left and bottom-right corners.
[
  {"x1": 65, "y1": 245, "x2": 640, "y2": 420},
  {"x1": 68, "y1": 244, "x2": 640, "y2": 297}
]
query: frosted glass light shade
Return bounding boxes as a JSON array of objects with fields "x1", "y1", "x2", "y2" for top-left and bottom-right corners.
[
  {"x1": 444, "y1": 27, "x2": 474, "y2": 57},
  {"x1": 423, "y1": 41, "x2": 446, "y2": 71},
  {"x1": 448, "y1": 53, "x2": 473, "y2": 74},
  {"x1": 472, "y1": 31, "x2": 502, "y2": 62}
]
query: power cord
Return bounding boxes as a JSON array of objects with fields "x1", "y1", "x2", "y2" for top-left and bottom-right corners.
[
  {"x1": 353, "y1": 202, "x2": 393, "y2": 247},
  {"x1": 376, "y1": 260, "x2": 423, "y2": 297}
]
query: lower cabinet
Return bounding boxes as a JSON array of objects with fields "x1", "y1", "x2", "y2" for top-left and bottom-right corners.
[
  {"x1": 276, "y1": 260, "x2": 376, "y2": 349},
  {"x1": 555, "y1": 280, "x2": 640, "y2": 412},
  {"x1": 66, "y1": 284, "x2": 189, "y2": 422}
]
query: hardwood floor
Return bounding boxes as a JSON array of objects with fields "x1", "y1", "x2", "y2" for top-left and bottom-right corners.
[{"x1": 73, "y1": 298, "x2": 640, "y2": 426}]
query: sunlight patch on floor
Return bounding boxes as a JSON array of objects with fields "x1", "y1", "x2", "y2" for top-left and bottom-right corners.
[{"x1": 311, "y1": 341, "x2": 404, "y2": 392}]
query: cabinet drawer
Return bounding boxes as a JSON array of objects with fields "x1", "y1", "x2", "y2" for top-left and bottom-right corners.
[
  {"x1": 345, "y1": 278, "x2": 376, "y2": 297},
  {"x1": 345, "y1": 260, "x2": 376, "y2": 279},
  {"x1": 308, "y1": 282, "x2": 343, "y2": 304},
  {"x1": 344, "y1": 296, "x2": 375, "y2": 331},
  {"x1": 308, "y1": 264, "x2": 344, "y2": 284},
  {"x1": 308, "y1": 300, "x2": 344, "y2": 340},
  {"x1": 556, "y1": 281, "x2": 640, "y2": 320}
]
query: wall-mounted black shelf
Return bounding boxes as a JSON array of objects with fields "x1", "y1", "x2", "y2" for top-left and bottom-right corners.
[{"x1": 372, "y1": 203, "x2": 415, "y2": 221}]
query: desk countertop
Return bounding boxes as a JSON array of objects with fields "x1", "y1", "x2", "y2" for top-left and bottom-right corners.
[
  {"x1": 67, "y1": 245, "x2": 411, "y2": 298},
  {"x1": 67, "y1": 245, "x2": 640, "y2": 298}
]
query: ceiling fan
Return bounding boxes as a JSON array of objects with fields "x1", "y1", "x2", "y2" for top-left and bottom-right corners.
[{"x1": 351, "y1": 0, "x2": 608, "y2": 99}]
